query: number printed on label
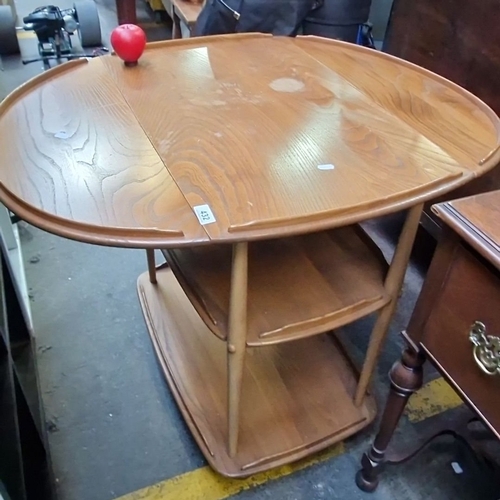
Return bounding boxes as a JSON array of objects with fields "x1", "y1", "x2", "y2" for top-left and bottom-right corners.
[{"x1": 193, "y1": 204, "x2": 216, "y2": 225}]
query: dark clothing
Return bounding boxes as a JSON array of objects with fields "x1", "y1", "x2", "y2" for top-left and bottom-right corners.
[
  {"x1": 194, "y1": 0, "x2": 373, "y2": 44},
  {"x1": 194, "y1": 0, "x2": 324, "y2": 37}
]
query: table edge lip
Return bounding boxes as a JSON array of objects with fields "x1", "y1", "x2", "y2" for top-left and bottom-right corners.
[
  {"x1": 433, "y1": 198, "x2": 500, "y2": 270},
  {"x1": 0, "y1": 170, "x2": 489, "y2": 248},
  {"x1": 2, "y1": 34, "x2": 500, "y2": 248}
]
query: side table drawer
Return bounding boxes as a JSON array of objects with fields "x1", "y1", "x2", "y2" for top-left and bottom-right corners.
[{"x1": 420, "y1": 244, "x2": 500, "y2": 437}]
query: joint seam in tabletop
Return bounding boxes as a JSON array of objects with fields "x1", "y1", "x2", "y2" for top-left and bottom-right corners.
[
  {"x1": 0, "y1": 58, "x2": 199, "y2": 248},
  {"x1": 3, "y1": 36, "x2": 500, "y2": 246},
  {"x1": 297, "y1": 36, "x2": 500, "y2": 151},
  {"x1": 291, "y1": 38, "x2": 498, "y2": 170},
  {"x1": 106, "y1": 38, "x2": 468, "y2": 240},
  {"x1": 226, "y1": 174, "x2": 464, "y2": 234},
  {"x1": 102, "y1": 56, "x2": 215, "y2": 243},
  {"x1": 479, "y1": 144, "x2": 500, "y2": 165},
  {"x1": 0, "y1": 181, "x2": 186, "y2": 247},
  {"x1": 104, "y1": 36, "x2": 500, "y2": 242}
]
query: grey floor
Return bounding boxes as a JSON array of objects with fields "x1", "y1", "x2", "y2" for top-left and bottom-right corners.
[
  {"x1": 19, "y1": 220, "x2": 499, "y2": 500},
  {"x1": 2, "y1": 0, "x2": 500, "y2": 499}
]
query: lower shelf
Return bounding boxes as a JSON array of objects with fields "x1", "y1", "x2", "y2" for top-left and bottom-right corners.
[
  {"x1": 162, "y1": 225, "x2": 389, "y2": 346},
  {"x1": 137, "y1": 266, "x2": 377, "y2": 477}
]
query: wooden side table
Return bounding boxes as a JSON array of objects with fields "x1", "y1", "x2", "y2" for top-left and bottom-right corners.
[
  {"x1": 162, "y1": 0, "x2": 201, "y2": 38},
  {"x1": 357, "y1": 189, "x2": 500, "y2": 491},
  {"x1": 0, "y1": 34, "x2": 499, "y2": 478}
]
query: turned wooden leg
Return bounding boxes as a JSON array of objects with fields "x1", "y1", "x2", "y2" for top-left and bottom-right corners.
[
  {"x1": 356, "y1": 335, "x2": 425, "y2": 492},
  {"x1": 227, "y1": 242, "x2": 248, "y2": 457},
  {"x1": 146, "y1": 249, "x2": 157, "y2": 284}
]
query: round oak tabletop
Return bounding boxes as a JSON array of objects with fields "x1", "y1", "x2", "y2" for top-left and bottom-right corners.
[{"x1": 1, "y1": 33, "x2": 499, "y2": 248}]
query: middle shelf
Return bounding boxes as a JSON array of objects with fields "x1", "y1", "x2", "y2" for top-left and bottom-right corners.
[{"x1": 162, "y1": 225, "x2": 390, "y2": 346}]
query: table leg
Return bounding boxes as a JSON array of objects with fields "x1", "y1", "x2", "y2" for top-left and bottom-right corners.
[
  {"x1": 356, "y1": 334, "x2": 425, "y2": 491},
  {"x1": 172, "y1": 12, "x2": 182, "y2": 39},
  {"x1": 227, "y1": 241, "x2": 248, "y2": 457},
  {"x1": 116, "y1": 0, "x2": 137, "y2": 25},
  {"x1": 355, "y1": 203, "x2": 424, "y2": 406},
  {"x1": 146, "y1": 249, "x2": 157, "y2": 284}
]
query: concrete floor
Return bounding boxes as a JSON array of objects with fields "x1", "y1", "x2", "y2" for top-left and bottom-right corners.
[
  {"x1": 19, "y1": 220, "x2": 500, "y2": 500},
  {"x1": 1, "y1": 1, "x2": 500, "y2": 499}
]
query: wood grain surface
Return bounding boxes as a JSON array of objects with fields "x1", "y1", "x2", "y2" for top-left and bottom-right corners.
[
  {"x1": 384, "y1": 0, "x2": 500, "y2": 125},
  {"x1": 162, "y1": 225, "x2": 389, "y2": 346},
  {"x1": 0, "y1": 58, "x2": 206, "y2": 247},
  {"x1": 137, "y1": 265, "x2": 376, "y2": 477},
  {"x1": 1, "y1": 34, "x2": 499, "y2": 247},
  {"x1": 420, "y1": 245, "x2": 500, "y2": 439},
  {"x1": 358, "y1": 189, "x2": 500, "y2": 490},
  {"x1": 433, "y1": 190, "x2": 500, "y2": 270},
  {"x1": 382, "y1": 0, "x2": 500, "y2": 231},
  {"x1": 295, "y1": 38, "x2": 498, "y2": 169}
]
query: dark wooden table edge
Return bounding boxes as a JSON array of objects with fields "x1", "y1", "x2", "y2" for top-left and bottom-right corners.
[{"x1": 432, "y1": 202, "x2": 500, "y2": 270}]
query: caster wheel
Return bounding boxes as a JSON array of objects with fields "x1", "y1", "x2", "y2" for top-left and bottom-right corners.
[{"x1": 355, "y1": 469, "x2": 379, "y2": 492}]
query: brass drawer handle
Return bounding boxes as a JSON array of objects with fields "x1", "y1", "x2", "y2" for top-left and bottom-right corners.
[{"x1": 469, "y1": 321, "x2": 500, "y2": 376}]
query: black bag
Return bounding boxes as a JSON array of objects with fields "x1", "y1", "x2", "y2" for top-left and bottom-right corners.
[
  {"x1": 194, "y1": 0, "x2": 324, "y2": 37},
  {"x1": 302, "y1": 0, "x2": 373, "y2": 44}
]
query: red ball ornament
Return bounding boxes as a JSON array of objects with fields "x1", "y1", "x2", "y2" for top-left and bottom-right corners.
[{"x1": 110, "y1": 24, "x2": 146, "y2": 66}]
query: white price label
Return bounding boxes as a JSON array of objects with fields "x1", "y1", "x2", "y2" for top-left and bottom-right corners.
[
  {"x1": 54, "y1": 131, "x2": 70, "y2": 139},
  {"x1": 193, "y1": 204, "x2": 216, "y2": 225}
]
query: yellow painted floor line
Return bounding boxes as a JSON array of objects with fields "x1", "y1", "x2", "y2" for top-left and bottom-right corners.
[
  {"x1": 406, "y1": 377, "x2": 463, "y2": 423},
  {"x1": 117, "y1": 444, "x2": 344, "y2": 500},
  {"x1": 117, "y1": 376, "x2": 462, "y2": 500},
  {"x1": 17, "y1": 31, "x2": 37, "y2": 40}
]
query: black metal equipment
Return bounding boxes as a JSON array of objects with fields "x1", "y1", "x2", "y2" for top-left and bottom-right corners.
[
  {"x1": 0, "y1": 2, "x2": 104, "y2": 67},
  {"x1": 22, "y1": 3, "x2": 103, "y2": 66},
  {"x1": 23, "y1": 6, "x2": 76, "y2": 64}
]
